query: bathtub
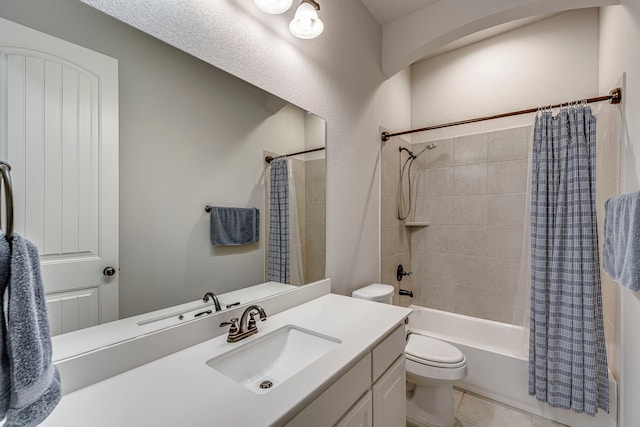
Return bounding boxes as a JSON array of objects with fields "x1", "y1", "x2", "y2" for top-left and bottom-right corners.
[{"x1": 408, "y1": 305, "x2": 617, "y2": 427}]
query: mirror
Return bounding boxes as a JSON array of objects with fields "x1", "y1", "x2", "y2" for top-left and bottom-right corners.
[{"x1": 0, "y1": 2, "x2": 325, "y2": 351}]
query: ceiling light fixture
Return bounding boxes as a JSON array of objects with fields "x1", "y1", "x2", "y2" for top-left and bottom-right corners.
[
  {"x1": 253, "y1": 0, "x2": 293, "y2": 15},
  {"x1": 289, "y1": 0, "x2": 324, "y2": 40}
]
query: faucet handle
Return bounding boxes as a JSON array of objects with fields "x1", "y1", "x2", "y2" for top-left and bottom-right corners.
[
  {"x1": 220, "y1": 317, "x2": 239, "y2": 334},
  {"x1": 248, "y1": 312, "x2": 257, "y2": 330}
]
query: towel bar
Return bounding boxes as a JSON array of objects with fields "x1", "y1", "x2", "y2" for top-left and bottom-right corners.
[{"x1": 0, "y1": 161, "x2": 14, "y2": 240}]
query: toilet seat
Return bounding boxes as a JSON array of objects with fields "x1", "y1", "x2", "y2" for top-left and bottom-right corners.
[{"x1": 406, "y1": 334, "x2": 466, "y2": 368}]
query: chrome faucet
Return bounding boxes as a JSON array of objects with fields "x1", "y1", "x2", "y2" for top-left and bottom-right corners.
[
  {"x1": 220, "y1": 305, "x2": 267, "y2": 343},
  {"x1": 202, "y1": 292, "x2": 222, "y2": 312}
]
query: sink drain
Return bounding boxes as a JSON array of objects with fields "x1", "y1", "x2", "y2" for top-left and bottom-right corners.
[{"x1": 259, "y1": 380, "x2": 274, "y2": 389}]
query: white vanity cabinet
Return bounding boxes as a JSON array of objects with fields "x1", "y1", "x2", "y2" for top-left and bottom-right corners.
[
  {"x1": 372, "y1": 356, "x2": 406, "y2": 426},
  {"x1": 287, "y1": 323, "x2": 406, "y2": 427},
  {"x1": 336, "y1": 391, "x2": 373, "y2": 427},
  {"x1": 42, "y1": 292, "x2": 412, "y2": 427}
]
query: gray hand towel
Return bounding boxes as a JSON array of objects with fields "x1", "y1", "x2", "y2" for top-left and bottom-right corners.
[
  {"x1": 604, "y1": 190, "x2": 640, "y2": 291},
  {"x1": 0, "y1": 233, "x2": 10, "y2": 418},
  {"x1": 210, "y1": 207, "x2": 260, "y2": 246},
  {"x1": 0, "y1": 232, "x2": 62, "y2": 426}
]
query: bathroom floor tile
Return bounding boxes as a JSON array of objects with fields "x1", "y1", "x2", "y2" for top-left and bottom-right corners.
[
  {"x1": 407, "y1": 390, "x2": 569, "y2": 427},
  {"x1": 456, "y1": 393, "x2": 532, "y2": 427},
  {"x1": 531, "y1": 415, "x2": 568, "y2": 427},
  {"x1": 453, "y1": 387, "x2": 464, "y2": 411},
  {"x1": 407, "y1": 416, "x2": 465, "y2": 427}
]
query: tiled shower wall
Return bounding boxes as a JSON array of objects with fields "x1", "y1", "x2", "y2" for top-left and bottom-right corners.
[
  {"x1": 401, "y1": 127, "x2": 531, "y2": 323},
  {"x1": 380, "y1": 114, "x2": 620, "y2": 374},
  {"x1": 380, "y1": 134, "x2": 414, "y2": 307},
  {"x1": 381, "y1": 118, "x2": 620, "y2": 333},
  {"x1": 304, "y1": 158, "x2": 326, "y2": 283},
  {"x1": 595, "y1": 103, "x2": 622, "y2": 378}
]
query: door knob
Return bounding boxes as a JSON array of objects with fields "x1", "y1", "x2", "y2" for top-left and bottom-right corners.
[{"x1": 103, "y1": 266, "x2": 117, "y2": 277}]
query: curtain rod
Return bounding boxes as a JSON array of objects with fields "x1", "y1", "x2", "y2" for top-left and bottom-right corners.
[
  {"x1": 381, "y1": 87, "x2": 622, "y2": 142},
  {"x1": 265, "y1": 146, "x2": 325, "y2": 163}
]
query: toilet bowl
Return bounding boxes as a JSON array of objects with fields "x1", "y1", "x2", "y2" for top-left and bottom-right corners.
[
  {"x1": 351, "y1": 284, "x2": 468, "y2": 427},
  {"x1": 405, "y1": 333, "x2": 467, "y2": 426}
]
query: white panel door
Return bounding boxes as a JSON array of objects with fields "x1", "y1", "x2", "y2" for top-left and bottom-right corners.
[{"x1": 0, "y1": 17, "x2": 119, "y2": 330}]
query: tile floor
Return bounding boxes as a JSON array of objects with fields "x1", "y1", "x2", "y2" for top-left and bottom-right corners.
[{"x1": 407, "y1": 388, "x2": 568, "y2": 427}]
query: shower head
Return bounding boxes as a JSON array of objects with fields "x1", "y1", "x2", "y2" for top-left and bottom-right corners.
[
  {"x1": 411, "y1": 143, "x2": 437, "y2": 159},
  {"x1": 398, "y1": 143, "x2": 437, "y2": 160}
]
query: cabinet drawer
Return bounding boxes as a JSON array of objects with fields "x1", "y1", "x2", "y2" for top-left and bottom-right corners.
[{"x1": 372, "y1": 324, "x2": 405, "y2": 382}]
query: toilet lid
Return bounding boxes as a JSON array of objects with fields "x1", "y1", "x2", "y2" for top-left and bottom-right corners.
[
  {"x1": 351, "y1": 283, "x2": 394, "y2": 301},
  {"x1": 406, "y1": 334, "x2": 465, "y2": 366}
]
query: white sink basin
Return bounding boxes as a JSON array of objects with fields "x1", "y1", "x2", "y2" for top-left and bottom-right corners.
[{"x1": 206, "y1": 325, "x2": 341, "y2": 394}]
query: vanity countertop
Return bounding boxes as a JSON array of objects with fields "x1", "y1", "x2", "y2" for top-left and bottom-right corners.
[{"x1": 41, "y1": 293, "x2": 411, "y2": 426}]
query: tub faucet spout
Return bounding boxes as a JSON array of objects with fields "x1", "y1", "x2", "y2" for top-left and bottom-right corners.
[{"x1": 202, "y1": 292, "x2": 222, "y2": 312}]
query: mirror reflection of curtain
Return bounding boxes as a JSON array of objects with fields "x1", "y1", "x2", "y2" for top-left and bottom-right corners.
[
  {"x1": 267, "y1": 159, "x2": 289, "y2": 283},
  {"x1": 287, "y1": 160, "x2": 304, "y2": 286},
  {"x1": 267, "y1": 159, "x2": 304, "y2": 285}
]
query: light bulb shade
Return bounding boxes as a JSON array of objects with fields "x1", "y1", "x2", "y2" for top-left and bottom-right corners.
[
  {"x1": 289, "y1": 2, "x2": 324, "y2": 39},
  {"x1": 253, "y1": 0, "x2": 293, "y2": 14}
]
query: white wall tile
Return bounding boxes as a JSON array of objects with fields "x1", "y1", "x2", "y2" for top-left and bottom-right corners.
[
  {"x1": 488, "y1": 160, "x2": 527, "y2": 193},
  {"x1": 453, "y1": 195, "x2": 488, "y2": 225},
  {"x1": 415, "y1": 167, "x2": 455, "y2": 196},
  {"x1": 381, "y1": 192, "x2": 398, "y2": 226},
  {"x1": 455, "y1": 133, "x2": 488, "y2": 165},
  {"x1": 414, "y1": 250, "x2": 455, "y2": 284},
  {"x1": 488, "y1": 127, "x2": 530, "y2": 162},
  {"x1": 487, "y1": 194, "x2": 526, "y2": 226},
  {"x1": 453, "y1": 255, "x2": 488, "y2": 286},
  {"x1": 452, "y1": 226, "x2": 488, "y2": 256},
  {"x1": 455, "y1": 164, "x2": 488, "y2": 195},
  {"x1": 418, "y1": 196, "x2": 455, "y2": 224},
  {"x1": 412, "y1": 225, "x2": 456, "y2": 253},
  {"x1": 421, "y1": 281, "x2": 456, "y2": 312},
  {"x1": 487, "y1": 226, "x2": 524, "y2": 259},
  {"x1": 453, "y1": 283, "x2": 488, "y2": 319}
]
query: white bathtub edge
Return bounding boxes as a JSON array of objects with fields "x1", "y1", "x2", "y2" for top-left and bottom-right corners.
[{"x1": 408, "y1": 306, "x2": 617, "y2": 427}]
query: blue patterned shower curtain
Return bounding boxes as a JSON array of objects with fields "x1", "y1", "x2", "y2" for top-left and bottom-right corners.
[
  {"x1": 529, "y1": 106, "x2": 608, "y2": 416},
  {"x1": 268, "y1": 159, "x2": 290, "y2": 283}
]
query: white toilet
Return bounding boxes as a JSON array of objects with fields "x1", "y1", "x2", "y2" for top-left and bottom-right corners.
[{"x1": 351, "y1": 283, "x2": 468, "y2": 427}]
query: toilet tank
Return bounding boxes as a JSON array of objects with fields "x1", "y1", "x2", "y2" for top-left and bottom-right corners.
[{"x1": 351, "y1": 283, "x2": 394, "y2": 304}]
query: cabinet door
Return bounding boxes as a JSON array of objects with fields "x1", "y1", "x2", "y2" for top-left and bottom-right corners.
[
  {"x1": 336, "y1": 391, "x2": 373, "y2": 427},
  {"x1": 373, "y1": 356, "x2": 406, "y2": 427},
  {"x1": 286, "y1": 354, "x2": 371, "y2": 427}
]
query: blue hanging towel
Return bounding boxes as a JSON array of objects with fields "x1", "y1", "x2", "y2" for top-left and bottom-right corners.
[
  {"x1": 210, "y1": 207, "x2": 260, "y2": 246},
  {"x1": 604, "y1": 190, "x2": 640, "y2": 291},
  {"x1": 0, "y1": 232, "x2": 62, "y2": 427}
]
